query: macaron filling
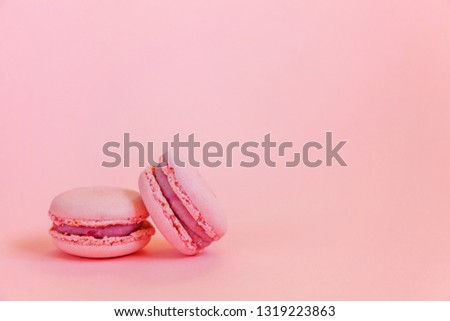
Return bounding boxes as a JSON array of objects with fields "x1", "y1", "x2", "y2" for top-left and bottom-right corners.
[
  {"x1": 154, "y1": 166, "x2": 213, "y2": 249},
  {"x1": 52, "y1": 222, "x2": 144, "y2": 239}
]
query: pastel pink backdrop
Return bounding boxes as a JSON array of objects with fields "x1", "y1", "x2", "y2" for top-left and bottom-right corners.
[{"x1": 1, "y1": 1, "x2": 449, "y2": 300}]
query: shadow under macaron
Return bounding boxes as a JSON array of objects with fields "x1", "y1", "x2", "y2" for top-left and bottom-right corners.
[
  {"x1": 8, "y1": 233, "x2": 223, "y2": 299},
  {"x1": 11, "y1": 233, "x2": 188, "y2": 261}
]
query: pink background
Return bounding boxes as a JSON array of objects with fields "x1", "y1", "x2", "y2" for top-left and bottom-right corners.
[{"x1": 1, "y1": 1, "x2": 450, "y2": 300}]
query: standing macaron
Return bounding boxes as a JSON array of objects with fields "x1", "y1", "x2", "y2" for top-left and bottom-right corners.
[
  {"x1": 49, "y1": 186, "x2": 155, "y2": 258},
  {"x1": 138, "y1": 154, "x2": 227, "y2": 255}
]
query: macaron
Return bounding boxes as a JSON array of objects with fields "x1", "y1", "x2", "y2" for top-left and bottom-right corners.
[
  {"x1": 138, "y1": 154, "x2": 227, "y2": 255},
  {"x1": 49, "y1": 186, "x2": 155, "y2": 258}
]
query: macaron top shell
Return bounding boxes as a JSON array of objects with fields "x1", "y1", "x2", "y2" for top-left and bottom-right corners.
[{"x1": 49, "y1": 186, "x2": 149, "y2": 226}]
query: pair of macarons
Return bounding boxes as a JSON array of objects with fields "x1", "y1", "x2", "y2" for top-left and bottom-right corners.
[{"x1": 49, "y1": 154, "x2": 227, "y2": 258}]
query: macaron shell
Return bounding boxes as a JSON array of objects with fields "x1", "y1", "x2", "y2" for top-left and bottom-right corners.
[
  {"x1": 50, "y1": 236, "x2": 151, "y2": 258},
  {"x1": 49, "y1": 186, "x2": 149, "y2": 224},
  {"x1": 166, "y1": 154, "x2": 227, "y2": 238},
  {"x1": 138, "y1": 169, "x2": 199, "y2": 255},
  {"x1": 49, "y1": 225, "x2": 154, "y2": 258}
]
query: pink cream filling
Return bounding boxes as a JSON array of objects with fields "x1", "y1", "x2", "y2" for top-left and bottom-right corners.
[
  {"x1": 154, "y1": 166, "x2": 213, "y2": 249},
  {"x1": 52, "y1": 222, "x2": 143, "y2": 239}
]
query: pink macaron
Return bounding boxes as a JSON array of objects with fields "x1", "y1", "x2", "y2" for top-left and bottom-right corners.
[
  {"x1": 138, "y1": 154, "x2": 227, "y2": 255},
  {"x1": 49, "y1": 186, "x2": 155, "y2": 258}
]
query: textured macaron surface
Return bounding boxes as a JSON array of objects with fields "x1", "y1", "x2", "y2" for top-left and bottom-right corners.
[{"x1": 49, "y1": 221, "x2": 154, "y2": 246}]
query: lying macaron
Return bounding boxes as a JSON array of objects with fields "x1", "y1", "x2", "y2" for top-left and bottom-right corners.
[
  {"x1": 138, "y1": 154, "x2": 227, "y2": 255},
  {"x1": 49, "y1": 186, "x2": 155, "y2": 258}
]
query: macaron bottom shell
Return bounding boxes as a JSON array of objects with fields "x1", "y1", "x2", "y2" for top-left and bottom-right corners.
[{"x1": 49, "y1": 222, "x2": 155, "y2": 258}]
